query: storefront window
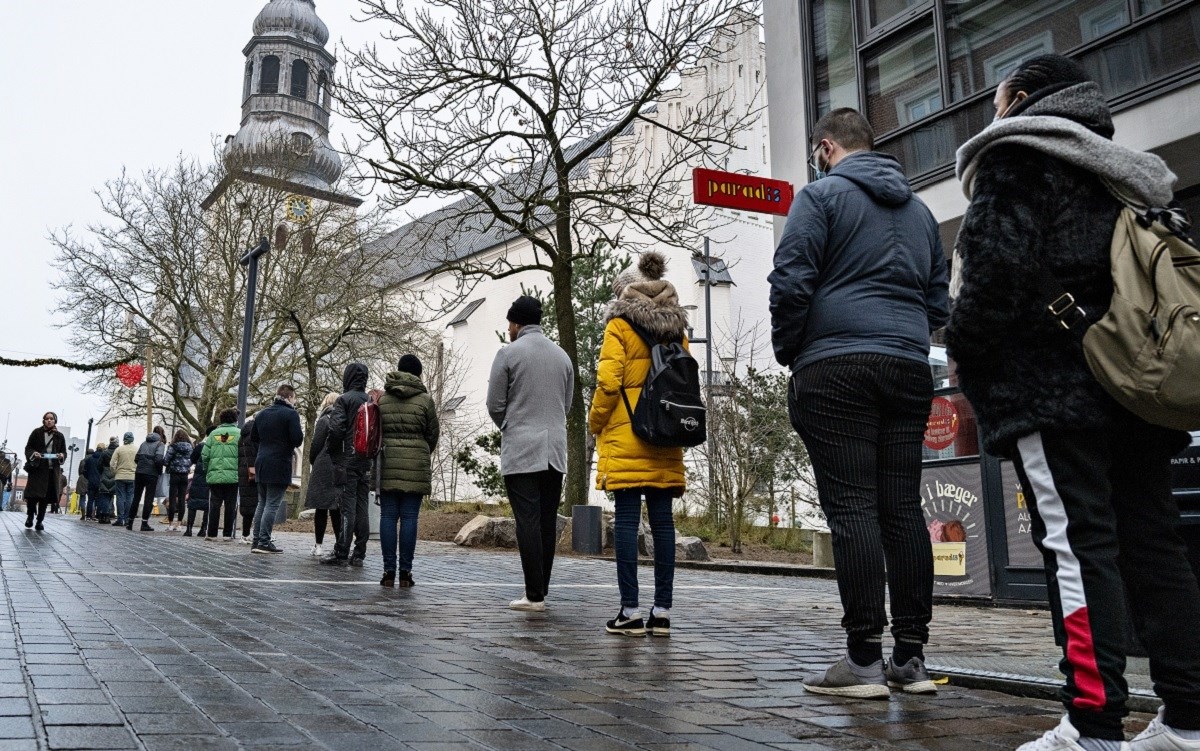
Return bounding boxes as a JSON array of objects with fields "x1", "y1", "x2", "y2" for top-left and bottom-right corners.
[
  {"x1": 864, "y1": 22, "x2": 940, "y2": 134},
  {"x1": 812, "y1": 0, "x2": 859, "y2": 117},
  {"x1": 1078, "y1": 3, "x2": 1200, "y2": 98},
  {"x1": 944, "y1": 0, "x2": 1131, "y2": 103}
]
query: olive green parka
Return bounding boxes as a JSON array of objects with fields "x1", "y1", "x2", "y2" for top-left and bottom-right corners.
[{"x1": 378, "y1": 371, "x2": 440, "y2": 495}]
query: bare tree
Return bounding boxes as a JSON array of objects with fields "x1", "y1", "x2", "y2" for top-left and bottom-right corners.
[{"x1": 338, "y1": 0, "x2": 762, "y2": 507}]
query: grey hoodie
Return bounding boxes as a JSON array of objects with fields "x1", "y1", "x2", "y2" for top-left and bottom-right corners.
[{"x1": 769, "y1": 151, "x2": 950, "y2": 372}]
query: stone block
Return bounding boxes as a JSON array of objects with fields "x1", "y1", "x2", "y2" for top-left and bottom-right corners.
[
  {"x1": 490, "y1": 517, "x2": 518, "y2": 548},
  {"x1": 297, "y1": 509, "x2": 316, "y2": 520},
  {"x1": 453, "y1": 515, "x2": 495, "y2": 547},
  {"x1": 675, "y1": 536, "x2": 709, "y2": 561}
]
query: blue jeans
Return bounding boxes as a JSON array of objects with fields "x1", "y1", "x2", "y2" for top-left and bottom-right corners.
[
  {"x1": 379, "y1": 491, "x2": 423, "y2": 574},
  {"x1": 613, "y1": 488, "x2": 676, "y2": 609},
  {"x1": 114, "y1": 480, "x2": 135, "y2": 523},
  {"x1": 96, "y1": 493, "x2": 113, "y2": 518},
  {"x1": 252, "y1": 484, "x2": 288, "y2": 547}
]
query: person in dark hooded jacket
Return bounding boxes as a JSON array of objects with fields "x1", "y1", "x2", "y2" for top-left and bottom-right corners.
[
  {"x1": 83, "y1": 444, "x2": 104, "y2": 520},
  {"x1": 185, "y1": 426, "x2": 215, "y2": 537},
  {"x1": 129, "y1": 431, "x2": 166, "y2": 531},
  {"x1": 96, "y1": 438, "x2": 117, "y2": 524},
  {"x1": 769, "y1": 108, "x2": 948, "y2": 699},
  {"x1": 163, "y1": 430, "x2": 193, "y2": 531},
  {"x1": 237, "y1": 415, "x2": 259, "y2": 544},
  {"x1": 320, "y1": 363, "x2": 372, "y2": 567},
  {"x1": 950, "y1": 55, "x2": 1200, "y2": 751}
]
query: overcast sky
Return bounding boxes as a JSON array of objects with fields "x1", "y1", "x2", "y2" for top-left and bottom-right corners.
[{"x1": 0, "y1": 1, "x2": 388, "y2": 454}]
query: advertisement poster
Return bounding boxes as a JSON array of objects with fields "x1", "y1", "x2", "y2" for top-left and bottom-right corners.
[
  {"x1": 1001, "y1": 461, "x2": 1043, "y2": 569},
  {"x1": 1171, "y1": 432, "x2": 1200, "y2": 513},
  {"x1": 920, "y1": 463, "x2": 991, "y2": 597}
]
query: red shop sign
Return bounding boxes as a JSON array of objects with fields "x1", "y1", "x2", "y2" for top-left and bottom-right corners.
[
  {"x1": 692, "y1": 168, "x2": 794, "y2": 216},
  {"x1": 924, "y1": 396, "x2": 959, "y2": 451}
]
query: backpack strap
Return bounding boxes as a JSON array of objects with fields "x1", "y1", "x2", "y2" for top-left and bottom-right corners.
[{"x1": 616, "y1": 316, "x2": 676, "y2": 420}]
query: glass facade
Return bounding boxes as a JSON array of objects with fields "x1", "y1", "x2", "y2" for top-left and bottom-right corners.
[{"x1": 806, "y1": 0, "x2": 1200, "y2": 181}]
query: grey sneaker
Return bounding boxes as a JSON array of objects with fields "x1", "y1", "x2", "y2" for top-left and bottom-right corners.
[
  {"x1": 802, "y1": 657, "x2": 889, "y2": 699},
  {"x1": 885, "y1": 657, "x2": 938, "y2": 694}
]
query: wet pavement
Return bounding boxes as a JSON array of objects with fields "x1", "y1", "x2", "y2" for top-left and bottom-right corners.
[{"x1": 0, "y1": 512, "x2": 1157, "y2": 750}]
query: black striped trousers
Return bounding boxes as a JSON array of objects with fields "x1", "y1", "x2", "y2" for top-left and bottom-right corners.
[{"x1": 789, "y1": 353, "x2": 934, "y2": 650}]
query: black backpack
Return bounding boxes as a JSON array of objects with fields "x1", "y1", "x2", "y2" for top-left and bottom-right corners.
[{"x1": 618, "y1": 317, "x2": 707, "y2": 448}]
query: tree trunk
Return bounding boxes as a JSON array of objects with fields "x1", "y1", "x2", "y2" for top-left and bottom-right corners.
[{"x1": 551, "y1": 219, "x2": 587, "y2": 511}]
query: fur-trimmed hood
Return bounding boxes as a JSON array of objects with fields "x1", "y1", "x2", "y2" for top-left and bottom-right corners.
[{"x1": 605, "y1": 285, "x2": 690, "y2": 341}]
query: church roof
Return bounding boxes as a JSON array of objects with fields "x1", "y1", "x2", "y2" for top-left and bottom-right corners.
[{"x1": 253, "y1": 0, "x2": 330, "y2": 47}]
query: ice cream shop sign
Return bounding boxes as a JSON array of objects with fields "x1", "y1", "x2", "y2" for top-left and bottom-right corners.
[{"x1": 692, "y1": 168, "x2": 795, "y2": 216}]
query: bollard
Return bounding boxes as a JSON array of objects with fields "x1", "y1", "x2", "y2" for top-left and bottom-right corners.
[
  {"x1": 572, "y1": 505, "x2": 602, "y2": 555},
  {"x1": 813, "y1": 530, "x2": 835, "y2": 568}
]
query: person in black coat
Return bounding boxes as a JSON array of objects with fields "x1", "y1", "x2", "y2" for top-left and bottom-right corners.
[
  {"x1": 303, "y1": 394, "x2": 342, "y2": 558},
  {"x1": 320, "y1": 363, "x2": 371, "y2": 566},
  {"x1": 248, "y1": 385, "x2": 304, "y2": 554},
  {"x1": 129, "y1": 432, "x2": 166, "y2": 531},
  {"x1": 23, "y1": 412, "x2": 67, "y2": 530},
  {"x1": 949, "y1": 55, "x2": 1200, "y2": 748},
  {"x1": 184, "y1": 426, "x2": 214, "y2": 537},
  {"x1": 237, "y1": 415, "x2": 259, "y2": 543}
]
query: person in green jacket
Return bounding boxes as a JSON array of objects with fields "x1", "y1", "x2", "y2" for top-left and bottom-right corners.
[
  {"x1": 377, "y1": 354, "x2": 440, "y2": 587},
  {"x1": 202, "y1": 408, "x2": 241, "y2": 540}
]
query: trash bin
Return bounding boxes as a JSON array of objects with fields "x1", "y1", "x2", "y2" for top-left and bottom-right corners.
[{"x1": 572, "y1": 505, "x2": 602, "y2": 555}]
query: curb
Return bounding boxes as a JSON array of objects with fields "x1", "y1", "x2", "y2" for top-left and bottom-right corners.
[
  {"x1": 929, "y1": 666, "x2": 1160, "y2": 714},
  {"x1": 582, "y1": 555, "x2": 839, "y2": 579}
]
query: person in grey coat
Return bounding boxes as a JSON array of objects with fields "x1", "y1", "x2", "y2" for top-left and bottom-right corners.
[{"x1": 486, "y1": 295, "x2": 574, "y2": 612}]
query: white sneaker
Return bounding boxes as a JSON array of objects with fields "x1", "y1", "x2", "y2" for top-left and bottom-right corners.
[
  {"x1": 1017, "y1": 716, "x2": 1130, "y2": 751},
  {"x1": 311, "y1": 544, "x2": 323, "y2": 558},
  {"x1": 509, "y1": 597, "x2": 545, "y2": 612},
  {"x1": 1131, "y1": 708, "x2": 1200, "y2": 750},
  {"x1": 240, "y1": 535, "x2": 251, "y2": 545}
]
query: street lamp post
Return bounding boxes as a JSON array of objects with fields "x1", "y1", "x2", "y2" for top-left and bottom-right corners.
[{"x1": 236, "y1": 238, "x2": 271, "y2": 429}]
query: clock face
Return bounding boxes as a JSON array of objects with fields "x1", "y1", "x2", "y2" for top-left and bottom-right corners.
[{"x1": 285, "y1": 195, "x2": 312, "y2": 223}]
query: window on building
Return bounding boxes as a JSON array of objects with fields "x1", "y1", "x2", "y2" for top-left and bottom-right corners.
[
  {"x1": 243, "y1": 61, "x2": 254, "y2": 100},
  {"x1": 291, "y1": 59, "x2": 310, "y2": 99},
  {"x1": 448, "y1": 299, "x2": 486, "y2": 326},
  {"x1": 317, "y1": 70, "x2": 330, "y2": 107},
  {"x1": 440, "y1": 396, "x2": 466, "y2": 414},
  {"x1": 865, "y1": 22, "x2": 940, "y2": 132},
  {"x1": 812, "y1": 0, "x2": 859, "y2": 117},
  {"x1": 260, "y1": 56, "x2": 280, "y2": 94},
  {"x1": 865, "y1": 0, "x2": 928, "y2": 30}
]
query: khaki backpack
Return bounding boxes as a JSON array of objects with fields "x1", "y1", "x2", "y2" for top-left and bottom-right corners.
[{"x1": 1048, "y1": 204, "x2": 1200, "y2": 430}]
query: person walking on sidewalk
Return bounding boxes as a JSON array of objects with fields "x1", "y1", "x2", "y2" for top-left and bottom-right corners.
[
  {"x1": 22, "y1": 412, "x2": 67, "y2": 531},
  {"x1": 320, "y1": 363, "x2": 372, "y2": 568},
  {"x1": 128, "y1": 431, "x2": 166, "y2": 531},
  {"x1": 770, "y1": 107, "x2": 949, "y2": 699},
  {"x1": 110, "y1": 433, "x2": 137, "y2": 527},
  {"x1": 202, "y1": 410, "x2": 241, "y2": 541},
  {"x1": 163, "y1": 430, "x2": 193, "y2": 532},
  {"x1": 377, "y1": 354, "x2": 440, "y2": 588},
  {"x1": 237, "y1": 415, "x2": 259, "y2": 544},
  {"x1": 950, "y1": 55, "x2": 1200, "y2": 751},
  {"x1": 589, "y1": 252, "x2": 687, "y2": 638},
  {"x1": 184, "y1": 427, "x2": 213, "y2": 537},
  {"x1": 486, "y1": 296, "x2": 574, "y2": 612},
  {"x1": 303, "y1": 393, "x2": 341, "y2": 558},
  {"x1": 249, "y1": 385, "x2": 304, "y2": 554}
]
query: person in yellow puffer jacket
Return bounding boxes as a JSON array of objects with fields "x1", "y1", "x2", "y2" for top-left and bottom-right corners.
[{"x1": 589, "y1": 250, "x2": 690, "y2": 639}]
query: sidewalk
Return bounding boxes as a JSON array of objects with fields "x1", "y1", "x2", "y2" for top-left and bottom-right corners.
[{"x1": 0, "y1": 512, "x2": 1159, "y2": 750}]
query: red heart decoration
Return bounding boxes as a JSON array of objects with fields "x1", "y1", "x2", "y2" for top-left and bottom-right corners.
[{"x1": 116, "y1": 363, "x2": 145, "y2": 389}]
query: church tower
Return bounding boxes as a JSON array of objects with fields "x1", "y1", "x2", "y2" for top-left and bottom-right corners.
[{"x1": 218, "y1": 0, "x2": 352, "y2": 202}]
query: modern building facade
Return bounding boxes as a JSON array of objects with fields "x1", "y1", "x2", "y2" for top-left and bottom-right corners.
[{"x1": 764, "y1": 0, "x2": 1200, "y2": 601}]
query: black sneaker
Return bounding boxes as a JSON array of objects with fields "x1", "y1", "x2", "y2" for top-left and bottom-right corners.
[
  {"x1": 380, "y1": 572, "x2": 395, "y2": 587},
  {"x1": 182, "y1": 529, "x2": 192, "y2": 537},
  {"x1": 605, "y1": 611, "x2": 646, "y2": 637},
  {"x1": 140, "y1": 522, "x2": 154, "y2": 532},
  {"x1": 320, "y1": 555, "x2": 349, "y2": 566},
  {"x1": 111, "y1": 519, "x2": 123, "y2": 527},
  {"x1": 34, "y1": 523, "x2": 44, "y2": 532},
  {"x1": 802, "y1": 657, "x2": 889, "y2": 699},
  {"x1": 253, "y1": 542, "x2": 282, "y2": 555},
  {"x1": 885, "y1": 657, "x2": 938, "y2": 694},
  {"x1": 348, "y1": 557, "x2": 364, "y2": 568},
  {"x1": 24, "y1": 519, "x2": 32, "y2": 529},
  {"x1": 397, "y1": 571, "x2": 414, "y2": 588},
  {"x1": 647, "y1": 613, "x2": 671, "y2": 637}
]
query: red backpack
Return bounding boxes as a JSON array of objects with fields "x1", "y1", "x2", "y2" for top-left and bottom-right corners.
[{"x1": 353, "y1": 390, "x2": 383, "y2": 459}]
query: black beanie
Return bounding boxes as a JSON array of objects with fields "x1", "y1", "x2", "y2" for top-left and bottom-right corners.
[
  {"x1": 506, "y1": 295, "x2": 543, "y2": 326},
  {"x1": 397, "y1": 354, "x2": 423, "y2": 377}
]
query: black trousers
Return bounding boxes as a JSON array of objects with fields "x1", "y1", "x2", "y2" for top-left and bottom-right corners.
[
  {"x1": 1013, "y1": 419, "x2": 1200, "y2": 739},
  {"x1": 335, "y1": 462, "x2": 370, "y2": 560},
  {"x1": 789, "y1": 354, "x2": 934, "y2": 652},
  {"x1": 505, "y1": 468, "x2": 564, "y2": 603},
  {"x1": 207, "y1": 484, "x2": 239, "y2": 538},
  {"x1": 25, "y1": 499, "x2": 50, "y2": 524},
  {"x1": 130, "y1": 474, "x2": 158, "y2": 523},
  {"x1": 314, "y1": 508, "x2": 342, "y2": 545},
  {"x1": 186, "y1": 507, "x2": 207, "y2": 532},
  {"x1": 167, "y1": 473, "x2": 188, "y2": 522}
]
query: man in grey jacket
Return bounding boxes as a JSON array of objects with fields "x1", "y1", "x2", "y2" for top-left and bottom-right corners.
[
  {"x1": 486, "y1": 296, "x2": 574, "y2": 612},
  {"x1": 770, "y1": 108, "x2": 949, "y2": 699}
]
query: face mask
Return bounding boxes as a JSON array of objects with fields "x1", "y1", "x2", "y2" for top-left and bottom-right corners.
[{"x1": 809, "y1": 143, "x2": 828, "y2": 180}]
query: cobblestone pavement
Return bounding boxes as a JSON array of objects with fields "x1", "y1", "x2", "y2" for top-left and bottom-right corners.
[{"x1": 0, "y1": 513, "x2": 1156, "y2": 751}]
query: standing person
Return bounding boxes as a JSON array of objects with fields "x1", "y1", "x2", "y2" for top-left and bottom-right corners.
[
  {"x1": 769, "y1": 107, "x2": 949, "y2": 698},
  {"x1": 128, "y1": 431, "x2": 166, "y2": 531},
  {"x1": 185, "y1": 426, "x2": 215, "y2": 537},
  {"x1": 589, "y1": 252, "x2": 687, "y2": 637},
  {"x1": 202, "y1": 409, "x2": 241, "y2": 541},
  {"x1": 951, "y1": 55, "x2": 1200, "y2": 751},
  {"x1": 163, "y1": 430, "x2": 193, "y2": 532},
  {"x1": 110, "y1": 433, "x2": 138, "y2": 527},
  {"x1": 249, "y1": 385, "x2": 304, "y2": 554},
  {"x1": 320, "y1": 364, "x2": 372, "y2": 568},
  {"x1": 486, "y1": 296, "x2": 574, "y2": 612},
  {"x1": 237, "y1": 415, "x2": 259, "y2": 544},
  {"x1": 303, "y1": 393, "x2": 341, "y2": 558},
  {"x1": 22, "y1": 412, "x2": 67, "y2": 531},
  {"x1": 75, "y1": 450, "x2": 91, "y2": 519},
  {"x1": 83, "y1": 444, "x2": 104, "y2": 521},
  {"x1": 96, "y1": 439, "x2": 116, "y2": 524},
  {"x1": 377, "y1": 355, "x2": 440, "y2": 587}
]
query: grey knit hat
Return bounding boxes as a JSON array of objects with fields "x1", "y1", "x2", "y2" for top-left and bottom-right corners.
[{"x1": 613, "y1": 251, "x2": 668, "y2": 298}]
